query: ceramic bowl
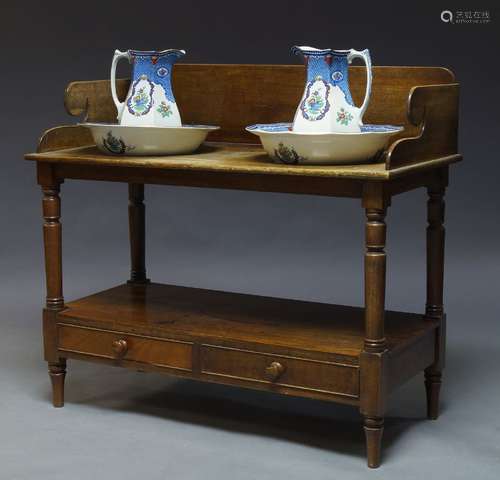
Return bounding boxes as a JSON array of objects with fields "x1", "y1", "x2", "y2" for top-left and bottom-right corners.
[
  {"x1": 246, "y1": 123, "x2": 403, "y2": 165},
  {"x1": 80, "y1": 123, "x2": 219, "y2": 156}
]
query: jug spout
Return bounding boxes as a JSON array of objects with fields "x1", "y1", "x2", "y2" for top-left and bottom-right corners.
[
  {"x1": 128, "y1": 49, "x2": 186, "y2": 67},
  {"x1": 129, "y1": 48, "x2": 186, "y2": 57}
]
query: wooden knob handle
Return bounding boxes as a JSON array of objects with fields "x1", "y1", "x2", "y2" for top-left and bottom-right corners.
[
  {"x1": 265, "y1": 361, "x2": 286, "y2": 381},
  {"x1": 111, "y1": 339, "x2": 128, "y2": 357}
]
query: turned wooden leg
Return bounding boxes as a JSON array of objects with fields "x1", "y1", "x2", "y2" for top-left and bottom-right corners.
[
  {"x1": 128, "y1": 183, "x2": 149, "y2": 284},
  {"x1": 360, "y1": 184, "x2": 390, "y2": 469},
  {"x1": 363, "y1": 206, "x2": 387, "y2": 354},
  {"x1": 364, "y1": 416, "x2": 384, "y2": 469},
  {"x1": 42, "y1": 184, "x2": 64, "y2": 311},
  {"x1": 424, "y1": 177, "x2": 447, "y2": 420},
  {"x1": 49, "y1": 359, "x2": 66, "y2": 407},
  {"x1": 425, "y1": 371, "x2": 442, "y2": 420},
  {"x1": 41, "y1": 176, "x2": 67, "y2": 407}
]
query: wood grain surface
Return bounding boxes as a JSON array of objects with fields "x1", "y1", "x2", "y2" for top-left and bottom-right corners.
[{"x1": 58, "y1": 283, "x2": 436, "y2": 359}]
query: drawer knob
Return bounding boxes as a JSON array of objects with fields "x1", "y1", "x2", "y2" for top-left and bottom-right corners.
[
  {"x1": 111, "y1": 339, "x2": 128, "y2": 357},
  {"x1": 265, "y1": 361, "x2": 286, "y2": 381}
]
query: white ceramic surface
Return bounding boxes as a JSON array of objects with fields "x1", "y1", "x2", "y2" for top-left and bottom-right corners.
[
  {"x1": 80, "y1": 123, "x2": 219, "y2": 156},
  {"x1": 246, "y1": 123, "x2": 403, "y2": 165},
  {"x1": 291, "y1": 46, "x2": 372, "y2": 134},
  {"x1": 110, "y1": 49, "x2": 185, "y2": 128}
]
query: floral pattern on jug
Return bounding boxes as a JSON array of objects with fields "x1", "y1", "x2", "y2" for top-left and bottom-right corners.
[
  {"x1": 291, "y1": 46, "x2": 372, "y2": 134},
  {"x1": 156, "y1": 101, "x2": 173, "y2": 118},
  {"x1": 127, "y1": 75, "x2": 154, "y2": 116},
  {"x1": 336, "y1": 107, "x2": 353, "y2": 126},
  {"x1": 300, "y1": 77, "x2": 330, "y2": 121},
  {"x1": 111, "y1": 49, "x2": 186, "y2": 127}
]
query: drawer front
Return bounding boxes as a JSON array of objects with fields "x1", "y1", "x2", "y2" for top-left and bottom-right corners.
[
  {"x1": 201, "y1": 345, "x2": 358, "y2": 398},
  {"x1": 58, "y1": 324, "x2": 192, "y2": 371}
]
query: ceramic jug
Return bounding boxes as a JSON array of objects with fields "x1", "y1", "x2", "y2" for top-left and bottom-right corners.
[
  {"x1": 292, "y1": 46, "x2": 372, "y2": 133},
  {"x1": 111, "y1": 49, "x2": 185, "y2": 127}
]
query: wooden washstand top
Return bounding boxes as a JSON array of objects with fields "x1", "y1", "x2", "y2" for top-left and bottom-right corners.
[{"x1": 26, "y1": 64, "x2": 461, "y2": 187}]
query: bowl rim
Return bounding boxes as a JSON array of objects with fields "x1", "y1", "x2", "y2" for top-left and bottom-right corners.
[
  {"x1": 79, "y1": 122, "x2": 220, "y2": 131},
  {"x1": 246, "y1": 123, "x2": 404, "y2": 136}
]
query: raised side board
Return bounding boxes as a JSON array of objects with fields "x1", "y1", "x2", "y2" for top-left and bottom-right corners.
[{"x1": 385, "y1": 83, "x2": 459, "y2": 169}]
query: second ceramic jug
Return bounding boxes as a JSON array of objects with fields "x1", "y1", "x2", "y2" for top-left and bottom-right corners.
[
  {"x1": 111, "y1": 49, "x2": 185, "y2": 127},
  {"x1": 292, "y1": 46, "x2": 372, "y2": 134}
]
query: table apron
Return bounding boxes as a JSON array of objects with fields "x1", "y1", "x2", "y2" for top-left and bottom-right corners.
[{"x1": 38, "y1": 162, "x2": 448, "y2": 199}]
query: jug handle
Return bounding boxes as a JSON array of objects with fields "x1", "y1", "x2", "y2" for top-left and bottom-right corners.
[
  {"x1": 347, "y1": 49, "x2": 372, "y2": 122},
  {"x1": 110, "y1": 50, "x2": 130, "y2": 119}
]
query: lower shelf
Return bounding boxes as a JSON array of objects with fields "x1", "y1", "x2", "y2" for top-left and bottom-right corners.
[{"x1": 55, "y1": 283, "x2": 437, "y2": 404}]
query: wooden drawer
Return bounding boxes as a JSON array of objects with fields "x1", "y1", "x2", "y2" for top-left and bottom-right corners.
[
  {"x1": 58, "y1": 324, "x2": 192, "y2": 372},
  {"x1": 201, "y1": 345, "x2": 359, "y2": 398}
]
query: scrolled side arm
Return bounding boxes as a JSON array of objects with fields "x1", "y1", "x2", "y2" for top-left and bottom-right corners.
[
  {"x1": 385, "y1": 83, "x2": 460, "y2": 169},
  {"x1": 37, "y1": 125, "x2": 94, "y2": 153},
  {"x1": 64, "y1": 78, "x2": 130, "y2": 122}
]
